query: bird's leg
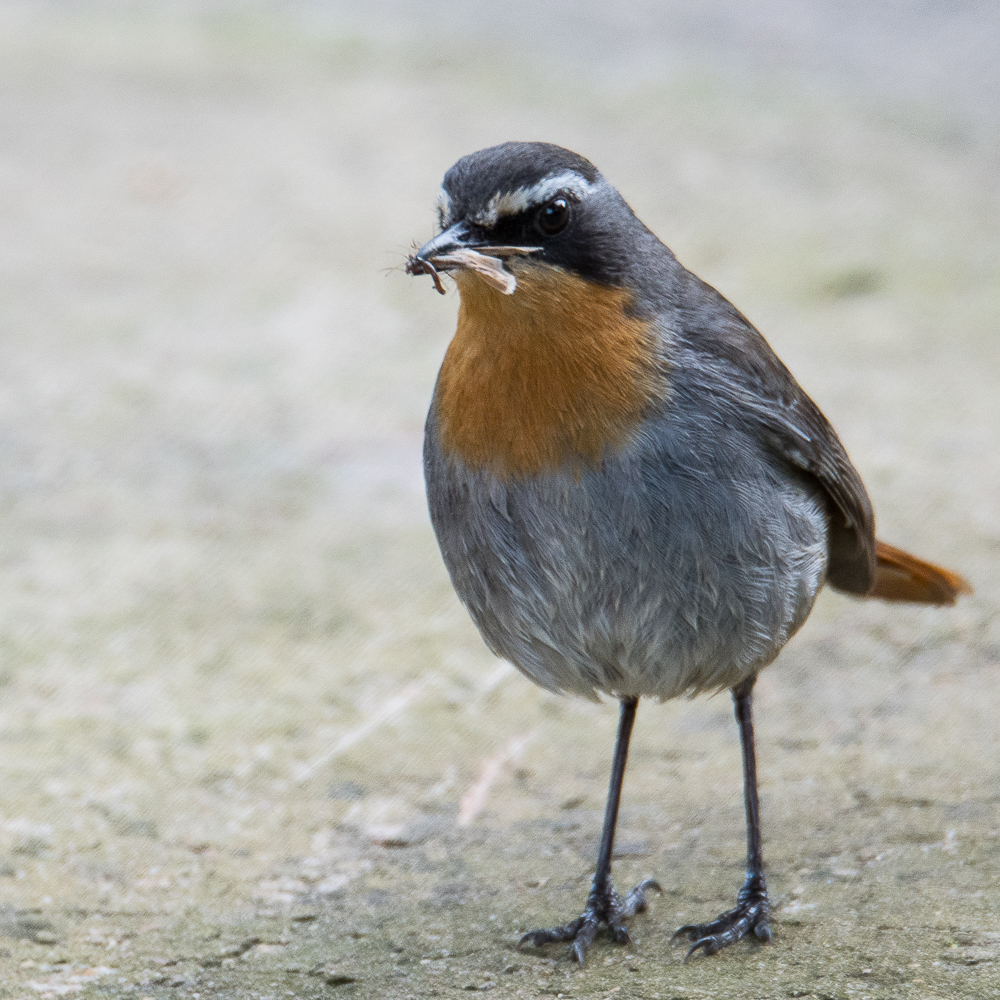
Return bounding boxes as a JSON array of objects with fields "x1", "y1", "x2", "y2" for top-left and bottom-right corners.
[
  {"x1": 519, "y1": 697, "x2": 661, "y2": 964},
  {"x1": 672, "y1": 674, "x2": 772, "y2": 959}
]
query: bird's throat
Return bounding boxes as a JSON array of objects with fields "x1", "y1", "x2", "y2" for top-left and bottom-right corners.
[{"x1": 433, "y1": 263, "x2": 663, "y2": 479}]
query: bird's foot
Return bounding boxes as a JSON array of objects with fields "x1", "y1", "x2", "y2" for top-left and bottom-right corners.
[
  {"x1": 671, "y1": 873, "x2": 771, "y2": 960},
  {"x1": 519, "y1": 877, "x2": 661, "y2": 964}
]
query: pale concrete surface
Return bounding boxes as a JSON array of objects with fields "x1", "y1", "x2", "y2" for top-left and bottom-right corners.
[{"x1": 0, "y1": 3, "x2": 998, "y2": 998}]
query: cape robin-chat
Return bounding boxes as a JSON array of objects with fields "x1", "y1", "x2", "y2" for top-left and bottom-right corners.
[{"x1": 407, "y1": 141, "x2": 971, "y2": 963}]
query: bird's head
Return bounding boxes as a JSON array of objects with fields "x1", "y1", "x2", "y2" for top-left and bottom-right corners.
[{"x1": 407, "y1": 142, "x2": 654, "y2": 298}]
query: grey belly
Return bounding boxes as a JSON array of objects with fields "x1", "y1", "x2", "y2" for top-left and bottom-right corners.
[{"x1": 424, "y1": 414, "x2": 829, "y2": 700}]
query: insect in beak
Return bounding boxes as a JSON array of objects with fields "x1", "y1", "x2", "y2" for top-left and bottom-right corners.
[{"x1": 406, "y1": 245, "x2": 539, "y2": 296}]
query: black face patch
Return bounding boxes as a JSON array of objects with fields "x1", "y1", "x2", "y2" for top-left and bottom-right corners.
[{"x1": 463, "y1": 190, "x2": 637, "y2": 289}]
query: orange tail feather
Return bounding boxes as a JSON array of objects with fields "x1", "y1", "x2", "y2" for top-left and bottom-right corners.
[{"x1": 869, "y1": 540, "x2": 972, "y2": 605}]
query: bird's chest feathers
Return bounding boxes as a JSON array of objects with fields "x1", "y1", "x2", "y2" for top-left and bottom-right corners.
[{"x1": 433, "y1": 265, "x2": 662, "y2": 478}]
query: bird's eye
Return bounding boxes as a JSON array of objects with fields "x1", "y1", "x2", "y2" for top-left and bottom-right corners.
[{"x1": 536, "y1": 197, "x2": 570, "y2": 236}]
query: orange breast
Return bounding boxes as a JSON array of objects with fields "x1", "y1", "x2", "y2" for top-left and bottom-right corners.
[{"x1": 433, "y1": 262, "x2": 663, "y2": 479}]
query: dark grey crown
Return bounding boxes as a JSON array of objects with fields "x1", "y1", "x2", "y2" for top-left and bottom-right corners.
[{"x1": 440, "y1": 142, "x2": 601, "y2": 226}]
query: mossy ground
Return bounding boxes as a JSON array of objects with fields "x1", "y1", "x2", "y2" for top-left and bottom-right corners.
[{"x1": 0, "y1": 4, "x2": 998, "y2": 998}]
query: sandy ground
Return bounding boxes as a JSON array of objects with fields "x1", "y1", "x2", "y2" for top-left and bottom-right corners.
[{"x1": 0, "y1": 3, "x2": 998, "y2": 998}]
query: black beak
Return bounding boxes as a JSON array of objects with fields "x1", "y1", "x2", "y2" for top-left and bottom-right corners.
[{"x1": 412, "y1": 220, "x2": 478, "y2": 263}]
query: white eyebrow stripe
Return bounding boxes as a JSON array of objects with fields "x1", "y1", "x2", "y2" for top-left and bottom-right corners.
[{"x1": 473, "y1": 171, "x2": 599, "y2": 227}]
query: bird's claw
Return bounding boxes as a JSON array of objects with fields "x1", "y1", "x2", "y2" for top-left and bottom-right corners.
[
  {"x1": 519, "y1": 878, "x2": 661, "y2": 964},
  {"x1": 671, "y1": 874, "x2": 771, "y2": 960}
]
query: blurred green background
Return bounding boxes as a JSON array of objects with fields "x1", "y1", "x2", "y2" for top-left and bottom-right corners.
[{"x1": 0, "y1": 2, "x2": 998, "y2": 997}]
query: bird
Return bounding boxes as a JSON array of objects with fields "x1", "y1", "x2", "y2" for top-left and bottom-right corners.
[{"x1": 406, "y1": 141, "x2": 971, "y2": 964}]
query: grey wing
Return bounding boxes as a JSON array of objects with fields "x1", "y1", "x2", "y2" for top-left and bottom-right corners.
[{"x1": 674, "y1": 274, "x2": 876, "y2": 594}]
